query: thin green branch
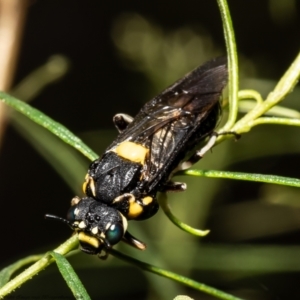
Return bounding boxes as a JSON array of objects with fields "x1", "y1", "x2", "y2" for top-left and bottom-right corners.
[
  {"x1": 158, "y1": 193, "x2": 210, "y2": 237},
  {"x1": 110, "y1": 249, "x2": 244, "y2": 300},
  {"x1": 266, "y1": 52, "x2": 300, "y2": 104},
  {"x1": 180, "y1": 169, "x2": 300, "y2": 188},
  {"x1": 0, "y1": 91, "x2": 98, "y2": 161},
  {"x1": 0, "y1": 235, "x2": 79, "y2": 298},
  {"x1": 239, "y1": 100, "x2": 300, "y2": 119},
  {"x1": 0, "y1": 254, "x2": 43, "y2": 287},
  {"x1": 217, "y1": 0, "x2": 239, "y2": 131},
  {"x1": 250, "y1": 117, "x2": 300, "y2": 127},
  {"x1": 232, "y1": 52, "x2": 300, "y2": 134},
  {"x1": 238, "y1": 89, "x2": 263, "y2": 104},
  {"x1": 12, "y1": 55, "x2": 70, "y2": 101}
]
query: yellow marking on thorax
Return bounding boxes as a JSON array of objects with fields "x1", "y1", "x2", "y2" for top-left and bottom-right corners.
[
  {"x1": 128, "y1": 198, "x2": 143, "y2": 219},
  {"x1": 78, "y1": 232, "x2": 100, "y2": 249},
  {"x1": 142, "y1": 196, "x2": 153, "y2": 205},
  {"x1": 114, "y1": 141, "x2": 149, "y2": 165},
  {"x1": 82, "y1": 174, "x2": 96, "y2": 197}
]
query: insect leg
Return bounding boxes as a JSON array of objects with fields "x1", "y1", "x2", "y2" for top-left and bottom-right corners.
[
  {"x1": 179, "y1": 131, "x2": 240, "y2": 170},
  {"x1": 113, "y1": 113, "x2": 134, "y2": 133},
  {"x1": 71, "y1": 196, "x2": 81, "y2": 206},
  {"x1": 179, "y1": 133, "x2": 218, "y2": 170},
  {"x1": 122, "y1": 231, "x2": 146, "y2": 250},
  {"x1": 161, "y1": 181, "x2": 187, "y2": 192},
  {"x1": 113, "y1": 193, "x2": 158, "y2": 220}
]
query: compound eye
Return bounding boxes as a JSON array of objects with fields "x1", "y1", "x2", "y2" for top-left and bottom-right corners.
[
  {"x1": 105, "y1": 223, "x2": 124, "y2": 245},
  {"x1": 67, "y1": 206, "x2": 77, "y2": 222}
]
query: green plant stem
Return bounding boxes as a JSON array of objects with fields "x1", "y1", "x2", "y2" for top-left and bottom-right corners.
[
  {"x1": 238, "y1": 90, "x2": 263, "y2": 104},
  {"x1": 180, "y1": 169, "x2": 300, "y2": 188},
  {"x1": 238, "y1": 100, "x2": 300, "y2": 118},
  {"x1": 0, "y1": 235, "x2": 79, "y2": 298},
  {"x1": 232, "y1": 52, "x2": 300, "y2": 133},
  {"x1": 250, "y1": 117, "x2": 300, "y2": 127},
  {"x1": 217, "y1": 0, "x2": 239, "y2": 131},
  {"x1": 110, "y1": 249, "x2": 244, "y2": 300},
  {"x1": 0, "y1": 255, "x2": 44, "y2": 287},
  {"x1": 0, "y1": 91, "x2": 98, "y2": 161},
  {"x1": 158, "y1": 193, "x2": 210, "y2": 236},
  {"x1": 12, "y1": 55, "x2": 70, "y2": 101}
]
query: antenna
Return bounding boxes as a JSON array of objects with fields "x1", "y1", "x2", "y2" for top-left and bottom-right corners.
[{"x1": 45, "y1": 214, "x2": 74, "y2": 229}]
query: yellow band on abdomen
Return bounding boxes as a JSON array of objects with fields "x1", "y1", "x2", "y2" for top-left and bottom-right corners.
[{"x1": 114, "y1": 141, "x2": 149, "y2": 165}]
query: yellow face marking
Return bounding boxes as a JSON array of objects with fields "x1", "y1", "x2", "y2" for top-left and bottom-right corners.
[
  {"x1": 82, "y1": 175, "x2": 96, "y2": 197},
  {"x1": 79, "y1": 221, "x2": 86, "y2": 229},
  {"x1": 78, "y1": 232, "x2": 100, "y2": 248},
  {"x1": 91, "y1": 227, "x2": 98, "y2": 235},
  {"x1": 105, "y1": 222, "x2": 112, "y2": 231},
  {"x1": 142, "y1": 196, "x2": 153, "y2": 205},
  {"x1": 114, "y1": 141, "x2": 149, "y2": 165}
]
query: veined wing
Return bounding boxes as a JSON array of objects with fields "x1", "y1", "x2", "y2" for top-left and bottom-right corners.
[{"x1": 108, "y1": 57, "x2": 228, "y2": 186}]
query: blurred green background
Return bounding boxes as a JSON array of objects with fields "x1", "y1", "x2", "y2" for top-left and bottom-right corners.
[{"x1": 0, "y1": 1, "x2": 300, "y2": 299}]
